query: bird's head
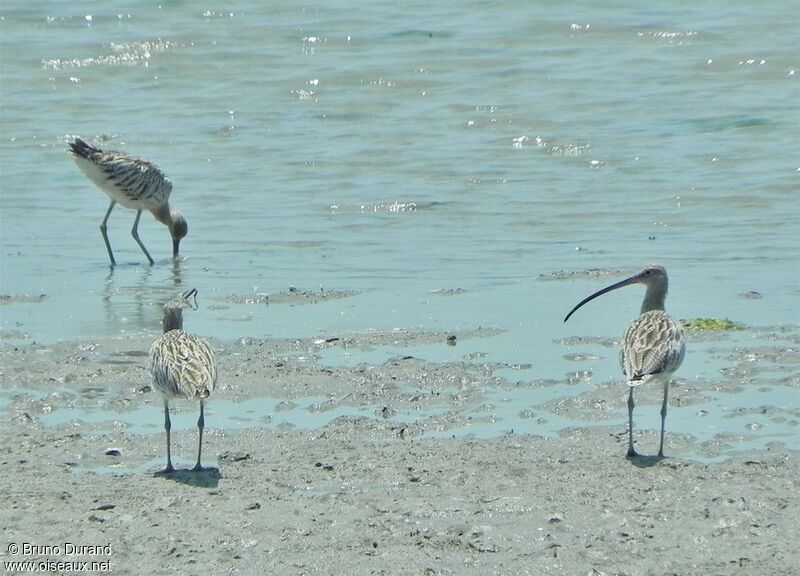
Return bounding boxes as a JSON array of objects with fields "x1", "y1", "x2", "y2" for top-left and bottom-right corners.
[
  {"x1": 564, "y1": 265, "x2": 670, "y2": 322},
  {"x1": 169, "y1": 209, "x2": 188, "y2": 258},
  {"x1": 631, "y1": 265, "x2": 668, "y2": 289},
  {"x1": 161, "y1": 288, "x2": 199, "y2": 332}
]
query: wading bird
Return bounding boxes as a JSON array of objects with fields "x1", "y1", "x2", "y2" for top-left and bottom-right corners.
[
  {"x1": 148, "y1": 289, "x2": 217, "y2": 473},
  {"x1": 564, "y1": 265, "x2": 685, "y2": 458},
  {"x1": 68, "y1": 137, "x2": 187, "y2": 265}
]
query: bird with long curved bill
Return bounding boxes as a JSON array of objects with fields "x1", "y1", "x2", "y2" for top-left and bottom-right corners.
[
  {"x1": 564, "y1": 265, "x2": 685, "y2": 458},
  {"x1": 68, "y1": 137, "x2": 187, "y2": 265},
  {"x1": 148, "y1": 289, "x2": 217, "y2": 473}
]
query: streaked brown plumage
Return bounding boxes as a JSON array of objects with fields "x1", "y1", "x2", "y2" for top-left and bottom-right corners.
[
  {"x1": 565, "y1": 265, "x2": 686, "y2": 458},
  {"x1": 621, "y1": 310, "x2": 685, "y2": 384},
  {"x1": 148, "y1": 289, "x2": 217, "y2": 473},
  {"x1": 68, "y1": 137, "x2": 187, "y2": 265}
]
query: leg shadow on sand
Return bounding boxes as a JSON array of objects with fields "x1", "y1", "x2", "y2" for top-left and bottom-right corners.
[{"x1": 154, "y1": 466, "x2": 222, "y2": 488}]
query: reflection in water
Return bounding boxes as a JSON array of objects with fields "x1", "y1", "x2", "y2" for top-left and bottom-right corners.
[
  {"x1": 170, "y1": 257, "x2": 183, "y2": 289},
  {"x1": 98, "y1": 259, "x2": 185, "y2": 334},
  {"x1": 102, "y1": 265, "x2": 115, "y2": 304},
  {"x1": 100, "y1": 265, "x2": 149, "y2": 332}
]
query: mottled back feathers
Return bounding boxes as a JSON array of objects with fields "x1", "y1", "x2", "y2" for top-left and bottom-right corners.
[
  {"x1": 620, "y1": 310, "x2": 685, "y2": 383},
  {"x1": 69, "y1": 138, "x2": 173, "y2": 211},
  {"x1": 149, "y1": 329, "x2": 217, "y2": 400}
]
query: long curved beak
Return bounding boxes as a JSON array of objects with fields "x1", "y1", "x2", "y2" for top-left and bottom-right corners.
[
  {"x1": 182, "y1": 288, "x2": 199, "y2": 310},
  {"x1": 563, "y1": 275, "x2": 639, "y2": 322},
  {"x1": 173, "y1": 238, "x2": 181, "y2": 258}
]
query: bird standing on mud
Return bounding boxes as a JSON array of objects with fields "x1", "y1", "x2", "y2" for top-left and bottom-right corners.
[
  {"x1": 148, "y1": 289, "x2": 217, "y2": 473},
  {"x1": 68, "y1": 137, "x2": 187, "y2": 265},
  {"x1": 564, "y1": 265, "x2": 686, "y2": 458}
]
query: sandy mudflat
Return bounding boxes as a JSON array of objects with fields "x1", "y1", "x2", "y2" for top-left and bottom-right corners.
[{"x1": 1, "y1": 333, "x2": 798, "y2": 576}]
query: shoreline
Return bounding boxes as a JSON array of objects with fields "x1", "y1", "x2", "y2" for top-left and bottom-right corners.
[
  {"x1": 2, "y1": 420, "x2": 798, "y2": 575},
  {"x1": 1, "y1": 327, "x2": 799, "y2": 574}
]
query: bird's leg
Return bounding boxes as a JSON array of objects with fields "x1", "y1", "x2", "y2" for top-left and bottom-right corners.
[
  {"x1": 131, "y1": 209, "x2": 155, "y2": 265},
  {"x1": 658, "y1": 379, "x2": 671, "y2": 458},
  {"x1": 158, "y1": 400, "x2": 174, "y2": 474},
  {"x1": 192, "y1": 400, "x2": 205, "y2": 471},
  {"x1": 100, "y1": 200, "x2": 117, "y2": 266},
  {"x1": 626, "y1": 386, "x2": 638, "y2": 457}
]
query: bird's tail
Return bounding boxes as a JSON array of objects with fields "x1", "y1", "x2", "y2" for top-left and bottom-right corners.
[
  {"x1": 627, "y1": 364, "x2": 665, "y2": 387},
  {"x1": 627, "y1": 375, "x2": 645, "y2": 387},
  {"x1": 68, "y1": 137, "x2": 101, "y2": 159}
]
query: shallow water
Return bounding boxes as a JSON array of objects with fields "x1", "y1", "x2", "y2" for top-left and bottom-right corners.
[{"x1": 1, "y1": 1, "x2": 798, "y2": 456}]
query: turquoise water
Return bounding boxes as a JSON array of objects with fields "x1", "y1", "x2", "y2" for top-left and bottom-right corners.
[{"x1": 1, "y1": 2, "x2": 798, "y2": 452}]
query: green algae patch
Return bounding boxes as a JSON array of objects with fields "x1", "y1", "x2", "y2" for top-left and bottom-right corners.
[{"x1": 681, "y1": 317, "x2": 746, "y2": 331}]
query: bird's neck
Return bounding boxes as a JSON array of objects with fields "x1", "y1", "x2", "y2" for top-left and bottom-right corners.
[
  {"x1": 640, "y1": 284, "x2": 667, "y2": 314},
  {"x1": 162, "y1": 307, "x2": 183, "y2": 333},
  {"x1": 152, "y1": 203, "x2": 173, "y2": 227}
]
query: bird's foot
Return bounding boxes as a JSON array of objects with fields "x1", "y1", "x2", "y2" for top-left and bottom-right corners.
[
  {"x1": 191, "y1": 463, "x2": 204, "y2": 472},
  {"x1": 626, "y1": 448, "x2": 639, "y2": 458},
  {"x1": 155, "y1": 464, "x2": 175, "y2": 476}
]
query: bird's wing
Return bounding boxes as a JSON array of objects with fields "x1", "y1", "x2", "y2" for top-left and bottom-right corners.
[
  {"x1": 148, "y1": 331, "x2": 217, "y2": 399},
  {"x1": 621, "y1": 310, "x2": 685, "y2": 382},
  {"x1": 69, "y1": 139, "x2": 172, "y2": 205}
]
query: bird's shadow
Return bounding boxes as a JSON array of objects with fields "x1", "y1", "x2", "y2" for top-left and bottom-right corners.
[
  {"x1": 153, "y1": 467, "x2": 222, "y2": 487},
  {"x1": 627, "y1": 454, "x2": 666, "y2": 468}
]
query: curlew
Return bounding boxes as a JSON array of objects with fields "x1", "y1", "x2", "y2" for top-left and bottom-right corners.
[
  {"x1": 564, "y1": 265, "x2": 686, "y2": 458},
  {"x1": 68, "y1": 137, "x2": 187, "y2": 265},
  {"x1": 148, "y1": 289, "x2": 217, "y2": 473}
]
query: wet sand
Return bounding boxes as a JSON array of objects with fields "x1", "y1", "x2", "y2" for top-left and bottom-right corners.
[{"x1": 1, "y1": 328, "x2": 799, "y2": 575}]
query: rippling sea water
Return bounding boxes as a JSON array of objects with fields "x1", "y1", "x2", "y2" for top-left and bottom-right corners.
[{"x1": 1, "y1": 2, "x2": 797, "y2": 453}]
